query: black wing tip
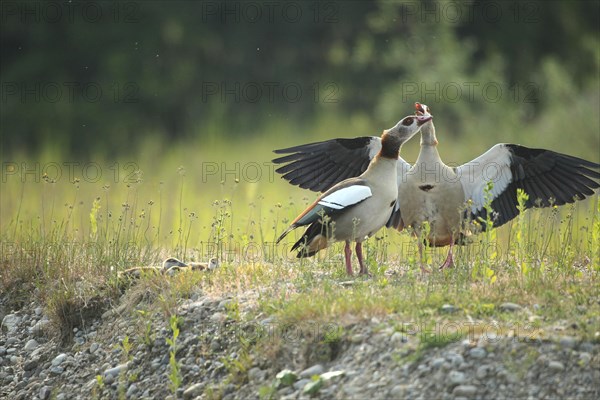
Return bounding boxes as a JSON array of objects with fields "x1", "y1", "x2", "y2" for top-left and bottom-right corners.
[{"x1": 506, "y1": 144, "x2": 600, "y2": 169}]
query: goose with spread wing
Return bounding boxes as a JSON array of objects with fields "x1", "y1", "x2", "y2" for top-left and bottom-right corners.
[
  {"x1": 276, "y1": 114, "x2": 432, "y2": 275},
  {"x1": 273, "y1": 103, "x2": 600, "y2": 270}
]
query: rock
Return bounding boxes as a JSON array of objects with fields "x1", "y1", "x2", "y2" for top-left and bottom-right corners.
[
  {"x1": 89, "y1": 342, "x2": 99, "y2": 354},
  {"x1": 210, "y1": 312, "x2": 227, "y2": 323},
  {"x1": 468, "y1": 347, "x2": 487, "y2": 359},
  {"x1": 548, "y1": 361, "x2": 565, "y2": 372},
  {"x1": 559, "y1": 336, "x2": 576, "y2": 349},
  {"x1": 431, "y1": 358, "x2": 446, "y2": 368},
  {"x1": 39, "y1": 386, "x2": 52, "y2": 400},
  {"x1": 2, "y1": 314, "x2": 21, "y2": 333},
  {"x1": 293, "y1": 378, "x2": 311, "y2": 390},
  {"x1": 390, "y1": 331, "x2": 407, "y2": 343},
  {"x1": 104, "y1": 363, "x2": 129, "y2": 378},
  {"x1": 350, "y1": 334, "x2": 367, "y2": 343},
  {"x1": 300, "y1": 364, "x2": 324, "y2": 378},
  {"x1": 389, "y1": 385, "x2": 408, "y2": 397},
  {"x1": 0, "y1": 346, "x2": 6, "y2": 356},
  {"x1": 476, "y1": 365, "x2": 490, "y2": 379},
  {"x1": 453, "y1": 385, "x2": 478, "y2": 398},
  {"x1": 448, "y1": 370, "x2": 466, "y2": 386},
  {"x1": 24, "y1": 359, "x2": 39, "y2": 371},
  {"x1": 183, "y1": 383, "x2": 204, "y2": 399},
  {"x1": 32, "y1": 318, "x2": 50, "y2": 336},
  {"x1": 23, "y1": 339, "x2": 39, "y2": 352},
  {"x1": 247, "y1": 367, "x2": 265, "y2": 383},
  {"x1": 446, "y1": 353, "x2": 464, "y2": 367},
  {"x1": 126, "y1": 383, "x2": 138, "y2": 398},
  {"x1": 51, "y1": 353, "x2": 67, "y2": 366},
  {"x1": 49, "y1": 366, "x2": 64, "y2": 375},
  {"x1": 499, "y1": 302, "x2": 522, "y2": 312},
  {"x1": 578, "y1": 352, "x2": 591, "y2": 366},
  {"x1": 34, "y1": 307, "x2": 44, "y2": 316}
]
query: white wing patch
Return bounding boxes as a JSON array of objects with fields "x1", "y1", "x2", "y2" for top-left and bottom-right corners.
[
  {"x1": 318, "y1": 185, "x2": 372, "y2": 210},
  {"x1": 456, "y1": 144, "x2": 514, "y2": 213}
]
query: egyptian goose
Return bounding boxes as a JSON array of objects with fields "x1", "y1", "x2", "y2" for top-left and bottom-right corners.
[
  {"x1": 166, "y1": 258, "x2": 219, "y2": 275},
  {"x1": 119, "y1": 257, "x2": 219, "y2": 278},
  {"x1": 273, "y1": 103, "x2": 600, "y2": 270},
  {"x1": 163, "y1": 257, "x2": 219, "y2": 275},
  {"x1": 276, "y1": 114, "x2": 432, "y2": 275}
]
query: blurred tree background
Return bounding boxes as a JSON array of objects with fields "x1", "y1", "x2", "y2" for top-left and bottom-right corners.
[{"x1": 1, "y1": 0, "x2": 599, "y2": 160}]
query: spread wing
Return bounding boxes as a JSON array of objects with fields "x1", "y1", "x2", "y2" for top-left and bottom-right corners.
[
  {"x1": 273, "y1": 137, "x2": 411, "y2": 193},
  {"x1": 457, "y1": 144, "x2": 600, "y2": 228}
]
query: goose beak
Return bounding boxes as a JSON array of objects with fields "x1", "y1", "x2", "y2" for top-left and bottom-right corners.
[
  {"x1": 415, "y1": 102, "x2": 431, "y2": 117},
  {"x1": 415, "y1": 102, "x2": 425, "y2": 116},
  {"x1": 416, "y1": 115, "x2": 432, "y2": 126}
]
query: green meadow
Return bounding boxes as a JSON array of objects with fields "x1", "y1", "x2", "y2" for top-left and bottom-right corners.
[{"x1": 2, "y1": 102, "x2": 599, "y2": 348}]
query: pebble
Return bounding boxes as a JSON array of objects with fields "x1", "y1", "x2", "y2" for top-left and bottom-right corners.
[
  {"x1": 293, "y1": 378, "x2": 311, "y2": 390},
  {"x1": 476, "y1": 365, "x2": 490, "y2": 379},
  {"x1": 548, "y1": 361, "x2": 565, "y2": 372},
  {"x1": 34, "y1": 307, "x2": 43, "y2": 316},
  {"x1": 32, "y1": 319, "x2": 50, "y2": 336},
  {"x1": 468, "y1": 347, "x2": 487, "y2": 359},
  {"x1": 209, "y1": 312, "x2": 227, "y2": 323},
  {"x1": 104, "y1": 363, "x2": 129, "y2": 378},
  {"x1": 24, "y1": 359, "x2": 39, "y2": 371},
  {"x1": 89, "y1": 343, "x2": 99, "y2": 354},
  {"x1": 453, "y1": 385, "x2": 478, "y2": 398},
  {"x1": 300, "y1": 364, "x2": 324, "y2": 378},
  {"x1": 431, "y1": 357, "x2": 446, "y2": 368},
  {"x1": 390, "y1": 331, "x2": 407, "y2": 343},
  {"x1": 559, "y1": 336, "x2": 576, "y2": 349},
  {"x1": 578, "y1": 352, "x2": 591, "y2": 366},
  {"x1": 350, "y1": 334, "x2": 367, "y2": 343},
  {"x1": 126, "y1": 383, "x2": 138, "y2": 397},
  {"x1": 39, "y1": 386, "x2": 52, "y2": 400},
  {"x1": 448, "y1": 370, "x2": 466, "y2": 386},
  {"x1": 389, "y1": 385, "x2": 408, "y2": 397},
  {"x1": 446, "y1": 353, "x2": 465, "y2": 367},
  {"x1": 49, "y1": 366, "x2": 64, "y2": 375},
  {"x1": 51, "y1": 354, "x2": 67, "y2": 366},
  {"x1": 247, "y1": 367, "x2": 265, "y2": 383},
  {"x1": 2, "y1": 314, "x2": 22, "y2": 332},
  {"x1": 23, "y1": 339, "x2": 39, "y2": 352},
  {"x1": 183, "y1": 383, "x2": 204, "y2": 399}
]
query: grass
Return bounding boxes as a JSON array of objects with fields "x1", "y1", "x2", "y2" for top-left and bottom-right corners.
[{"x1": 1, "y1": 118, "x2": 599, "y2": 394}]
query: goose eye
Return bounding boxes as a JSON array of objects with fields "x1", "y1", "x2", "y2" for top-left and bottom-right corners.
[{"x1": 402, "y1": 117, "x2": 414, "y2": 126}]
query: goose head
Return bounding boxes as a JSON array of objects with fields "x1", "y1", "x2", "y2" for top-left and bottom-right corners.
[
  {"x1": 162, "y1": 257, "x2": 188, "y2": 271},
  {"x1": 415, "y1": 102, "x2": 437, "y2": 145},
  {"x1": 385, "y1": 114, "x2": 433, "y2": 144}
]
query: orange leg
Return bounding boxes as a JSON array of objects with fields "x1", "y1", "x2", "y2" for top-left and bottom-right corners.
[
  {"x1": 355, "y1": 242, "x2": 370, "y2": 276},
  {"x1": 439, "y1": 242, "x2": 455, "y2": 270},
  {"x1": 344, "y1": 240, "x2": 353, "y2": 275}
]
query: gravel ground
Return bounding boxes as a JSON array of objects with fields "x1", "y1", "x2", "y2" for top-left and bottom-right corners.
[{"x1": 1, "y1": 288, "x2": 599, "y2": 400}]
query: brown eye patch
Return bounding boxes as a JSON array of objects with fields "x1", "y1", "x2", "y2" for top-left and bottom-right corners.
[{"x1": 402, "y1": 117, "x2": 414, "y2": 126}]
